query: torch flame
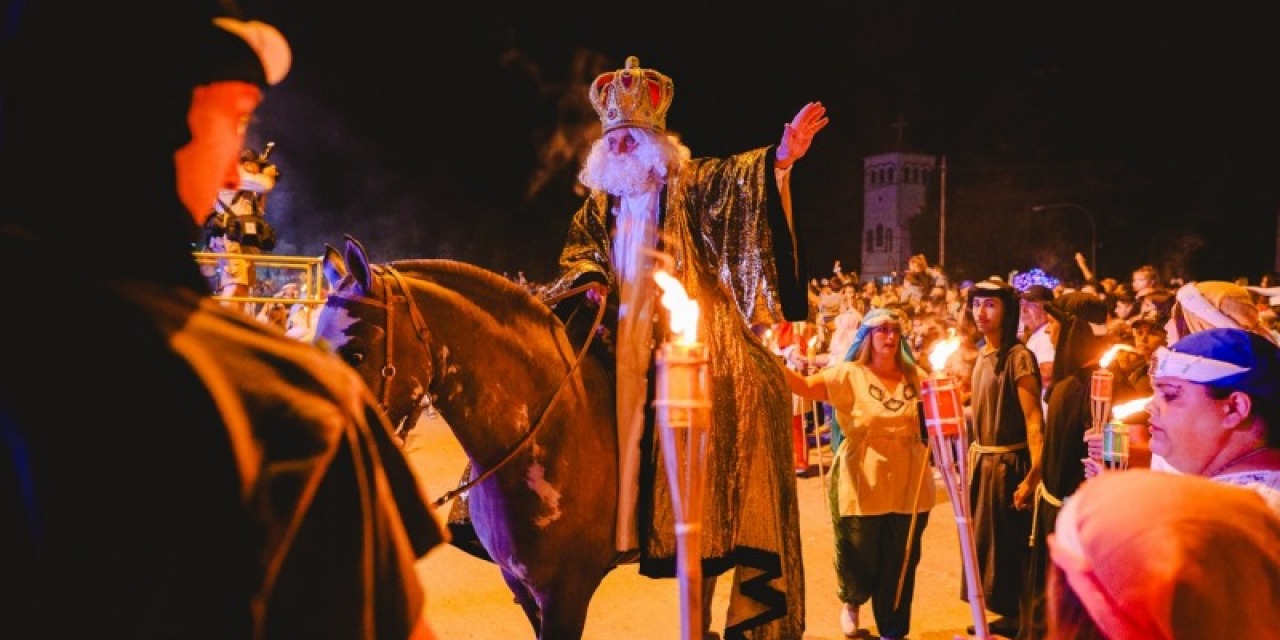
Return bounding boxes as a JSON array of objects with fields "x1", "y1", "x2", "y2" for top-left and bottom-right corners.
[
  {"x1": 1099, "y1": 344, "x2": 1136, "y2": 369},
  {"x1": 929, "y1": 329, "x2": 961, "y2": 372},
  {"x1": 1112, "y1": 396, "x2": 1152, "y2": 420},
  {"x1": 654, "y1": 270, "x2": 699, "y2": 344}
]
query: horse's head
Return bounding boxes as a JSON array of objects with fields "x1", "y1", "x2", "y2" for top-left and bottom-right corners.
[{"x1": 314, "y1": 235, "x2": 432, "y2": 434}]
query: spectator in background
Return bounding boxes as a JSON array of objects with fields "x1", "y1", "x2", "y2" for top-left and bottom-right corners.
[
  {"x1": 1123, "y1": 316, "x2": 1166, "y2": 395},
  {"x1": 902, "y1": 254, "x2": 931, "y2": 305},
  {"x1": 1130, "y1": 264, "x2": 1163, "y2": 309},
  {"x1": 1107, "y1": 290, "x2": 1137, "y2": 333},
  {"x1": 1137, "y1": 288, "x2": 1174, "y2": 328},
  {"x1": 1020, "y1": 284, "x2": 1056, "y2": 405},
  {"x1": 1110, "y1": 331, "x2": 1147, "y2": 392},
  {"x1": 1019, "y1": 283, "x2": 1056, "y2": 424},
  {"x1": 819, "y1": 279, "x2": 844, "y2": 328},
  {"x1": 944, "y1": 284, "x2": 965, "y2": 325},
  {"x1": 809, "y1": 278, "x2": 824, "y2": 321},
  {"x1": 1167, "y1": 280, "x2": 1279, "y2": 346},
  {"x1": 0, "y1": 4, "x2": 449, "y2": 639},
  {"x1": 285, "y1": 283, "x2": 327, "y2": 342},
  {"x1": 1020, "y1": 291, "x2": 1139, "y2": 640},
  {"x1": 1046, "y1": 470, "x2": 1280, "y2": 640},
  {"x1": 1097, "y1": 277, "x2": 1117, "y2": 298},
  {"x1": 255, "y1": 280, "x2": 299, "y2": 330},
  {"x1": 827, "y1": 282, "x2": 865, "y2": 365},
  {"x1": 781, "y1": 320, "x2": 824, "y2": 476},
  {"x1": 862, "y1": 280, "x2": 884, "y2": 310},
  {"x1": 941, "y1": 319, "x2": 982, "y2": 410}
]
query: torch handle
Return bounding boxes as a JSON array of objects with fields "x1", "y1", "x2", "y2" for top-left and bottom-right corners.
[{"x1": 928, "y1": 434, "x2": 990, "y2": 639}]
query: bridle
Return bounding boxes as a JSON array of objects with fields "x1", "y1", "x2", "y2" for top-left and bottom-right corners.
[{"x1": 334, "y1": 264, "x2": 608, "y2": 508}]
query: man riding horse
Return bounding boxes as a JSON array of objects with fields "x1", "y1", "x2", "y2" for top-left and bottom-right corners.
[{"x1": 542, "y1": 55, "x2": 828, "y2": 640}]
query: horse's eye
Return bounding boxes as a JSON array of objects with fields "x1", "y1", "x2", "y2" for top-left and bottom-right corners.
[{"x1": 344, "y1": 351, "x2": 365, "y2": 367}]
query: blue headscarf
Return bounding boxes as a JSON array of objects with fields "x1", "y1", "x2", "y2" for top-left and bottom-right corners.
[
  {"x1": 828, "y1": 307, "x2": 919, "y2": 451},
  {"x1": 842, "y1": 307, "x2": 920, "y2": 370}
]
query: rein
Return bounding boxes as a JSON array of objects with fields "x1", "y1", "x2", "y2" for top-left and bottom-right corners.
[
  {"x1": 368, "y1": 266, "x2": 608, "y2": 509},
  {"x1": 380, "y1": 267, "x2": 433, "y2": 439}
]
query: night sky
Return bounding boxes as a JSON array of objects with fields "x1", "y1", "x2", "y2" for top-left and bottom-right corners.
[{"x1": 245, "y1": 1, "x2": 1280, "y2": 286}]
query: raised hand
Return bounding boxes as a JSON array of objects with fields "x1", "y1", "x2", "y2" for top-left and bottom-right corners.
[{"x1": 776, "y1": 101, "x2": 829, "y2": 169}]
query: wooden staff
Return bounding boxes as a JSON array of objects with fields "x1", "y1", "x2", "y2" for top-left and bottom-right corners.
[{"x1": 894, "y1": 439, "x2": 932, "y2": 610}]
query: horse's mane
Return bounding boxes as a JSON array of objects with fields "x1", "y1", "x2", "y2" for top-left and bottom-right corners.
[{"x1": 386, "y1": 258, "x2": 554, "y2": 321}]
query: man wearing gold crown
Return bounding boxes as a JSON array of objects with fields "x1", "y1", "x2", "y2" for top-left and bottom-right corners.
[{"x1": 544, "y1": 55, "x2": 827, "y2": 640}]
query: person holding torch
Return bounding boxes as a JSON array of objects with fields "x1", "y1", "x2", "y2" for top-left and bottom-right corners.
[
  {"x1": 1018, "y1": 291, "x2": 1139, "y2": 640},
  {"x1": 781, "y1": 308, "x2": 932, "y2": 640}
]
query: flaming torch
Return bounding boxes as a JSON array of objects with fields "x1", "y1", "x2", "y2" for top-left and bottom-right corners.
[
  {"x1": 918, "y1": 333, "x2": 991, "y2": 639},
  {"x1": 1105, "y1": 396, "x2": 1149, "y2": 471},
  {"x1": 1090, "y1": 345, "x2": 1120, "y2": 435},
  {"x1": 652, "y1": 269, "x2": 711, "y2": 640},
  {"x1": 1091, "y1": 344, "x2": 1138, "y2": 433}
]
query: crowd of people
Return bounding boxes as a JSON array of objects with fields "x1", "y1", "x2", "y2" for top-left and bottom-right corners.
[{"x1": 769, "y1": 250, "x2": 1280, "y2": 638}]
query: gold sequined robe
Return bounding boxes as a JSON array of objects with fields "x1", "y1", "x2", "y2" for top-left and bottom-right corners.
[{"x1": 545, "y1": 146, "x2": 808, "y2": 639}]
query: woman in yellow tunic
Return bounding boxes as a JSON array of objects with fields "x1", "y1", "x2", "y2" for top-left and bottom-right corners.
[{"x1": 782, "y1": 307, "x2": 933, "y2": 640}]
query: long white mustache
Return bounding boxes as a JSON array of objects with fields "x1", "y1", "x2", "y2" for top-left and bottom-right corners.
[{"x1": 582, "y1": 150, "x2": 661, "y2": 197}]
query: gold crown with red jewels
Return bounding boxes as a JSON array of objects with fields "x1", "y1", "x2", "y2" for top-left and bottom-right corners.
[{"x1": 589, "y1": 56, "x2": 675, "y2": 134}]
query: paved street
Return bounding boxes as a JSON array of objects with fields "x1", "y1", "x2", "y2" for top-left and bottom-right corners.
[{"x1": 406, "y1": 411, "x2": 1001, "y2": 640}]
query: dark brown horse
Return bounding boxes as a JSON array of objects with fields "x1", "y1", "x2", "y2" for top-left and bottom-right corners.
[{"x1": 314, "y1": 235, "x2": 619, "y2": 640}]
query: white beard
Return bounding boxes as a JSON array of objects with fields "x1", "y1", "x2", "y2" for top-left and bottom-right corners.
[
  {"x1": 581, "y1": 146, "x2": 663, "y2": 197},
  {"x1": 579, "y1": 126, "x2": 689, "y2": 199},
  {"x1": 608, "y1": 188, "x2": 662, "y2": 554},
  {"x1": 612, "y1": 191, "x2": 660, "y2": 284},
  {"x1": 588, "y1": 140, "x2": 668, "y2": 553}
]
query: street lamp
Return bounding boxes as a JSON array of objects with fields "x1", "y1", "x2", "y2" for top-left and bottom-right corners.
[{"x1": 1031, "y1": 202, "x2": 1097, "y2": 273}]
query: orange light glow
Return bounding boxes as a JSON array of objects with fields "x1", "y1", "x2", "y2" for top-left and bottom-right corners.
[
  {"x1": 654, "y1": 270, "x2": 699, "y2": 344},
  {"x1": 1099, "y1": 343, "x2": 1136, "y2": 369},
  {"x1": 929, "y1": 329, "x2": 961, "y2": 372},
  {"x1": 1112, "y1": 396, "x2": 1152, "y2": 420}
]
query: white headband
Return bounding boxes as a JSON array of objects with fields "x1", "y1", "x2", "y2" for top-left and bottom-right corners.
[
  {"x1": 1151, "y1": 345, "x2": 1249, "y2": 382},
  {"x1": 1175, "y1": 282, "x2": 1241, "y2": 331}
]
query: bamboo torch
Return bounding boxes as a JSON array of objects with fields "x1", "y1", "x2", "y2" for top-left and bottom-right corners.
[
  {"x1": 652, "y1": 269, "x2": 711, "y2": 640},
  {"x1": 921, "y1": 336, "x2": 990, "y2": 639},
  {"x1": 1106, "y1": 396, "x2": 1150, "y2": 471}
]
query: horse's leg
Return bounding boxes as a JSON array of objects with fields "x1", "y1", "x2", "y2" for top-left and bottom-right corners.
[
  {"x1": 499, "y1": 570, "x2": 542, "y2": 638},
  {"x1": 531, "y1": 577, "x2": 600, "y2": 640}
]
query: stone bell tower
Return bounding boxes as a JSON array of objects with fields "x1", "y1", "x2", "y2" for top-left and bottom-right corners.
[{"x1": 860, "y1": 150, "x2": 937, "y2": 284}]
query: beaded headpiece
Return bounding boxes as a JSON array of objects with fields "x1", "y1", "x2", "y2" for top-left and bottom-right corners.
[{"x1": 589, "y1": 56, "x2": 675, "y2": 134}]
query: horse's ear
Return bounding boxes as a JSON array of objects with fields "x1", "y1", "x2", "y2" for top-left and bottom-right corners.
[
  {"x1": 322, "y1": 244, "x2": 347, "y2": 289},
  {"x1": 344, "y1": 235, "x2": 374, "y2": 294}
]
